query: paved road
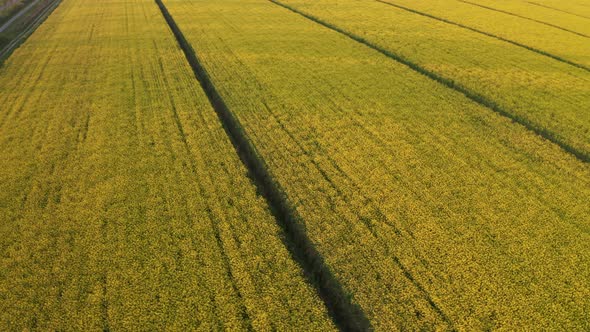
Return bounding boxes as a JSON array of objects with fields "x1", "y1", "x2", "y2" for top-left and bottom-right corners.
[
  {"x1": 0, "y1": 0, "x2": 42, "y2": 33},
  {"x1": 0, "y1": 0, "x2": 59, "y2": 61},
  {"x1": 0, "y1": 0, "x2": 21, "y2": 13}
]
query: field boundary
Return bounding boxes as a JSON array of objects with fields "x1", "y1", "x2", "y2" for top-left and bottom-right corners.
[
  {"x1": 457, "y1": 0, "x2": 590, "y2": 38},
  {"x1": 154, "y1": 0, "x2": 372, "y2": 330},
  {"x1": 269, "y1": 0, "x2": 589, "y2": 163},
  {"x1": 526, "y1": 1, "x2": 590, "y2": 20},
  {"x1": 376, "y1": 0, "x2": 590, "y2": 71},
  {"x1": 0, "y1": 0, "x2": 61, "y2": 65}
]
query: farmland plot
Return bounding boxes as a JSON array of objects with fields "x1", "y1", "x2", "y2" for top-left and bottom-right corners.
[
  {"x1": 0, "y1": 0, "x2": 334, "y2": 329},
  {"x1": 523, "y1": 0, "x2": 590, "y2": 19},
  {"x1": 162, "y1": 0, "x2": 590, "y2": 329},
  {"x1": 275, "y1": 0, "x2": 590, "y2": 162},
  {"x1": 373, "y1": 0, "x2": 590, "y2": 65},
  {"x1": 455, "y1": 0, "x2": 590, "y2": 37}
]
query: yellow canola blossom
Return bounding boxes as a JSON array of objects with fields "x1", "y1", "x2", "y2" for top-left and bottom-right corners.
[
  {"x1": 163, "y1": 0, "x2": 590, "y2": 330},
  {"x1": 0, "y1": 0, "x2": 334, "y2": 330}
]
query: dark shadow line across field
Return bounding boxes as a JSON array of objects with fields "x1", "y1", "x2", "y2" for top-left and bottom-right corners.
[
  {"x1": 376, "y1": 0, "x2": 590, "y2": 70},
  {"x1": 525, "y1": 1, "x2": 590, "y2": 20},
  {"x1": 457, "y1": 0, "x2": 590, "y2": 38},
  {"x1": 266, "y1": 0, "x2": 458, "y2": 327},
  {"x1": 268, "y1": 0, "x2": 589, "y2": 164},
  {"x1": 154, "y1": 0, "x2": 372, "y2": 330}
]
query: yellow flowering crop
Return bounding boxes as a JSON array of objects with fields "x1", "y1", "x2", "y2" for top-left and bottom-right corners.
[
  {"x1": 0, "y1": 0, "x2": 334, "y2": 330},
  {"x1": 277, "y1": 0, "x2": 590, "y2": 162},
  {"x1": 163, "y1": 0, "x2": 590, "y2": 329}
]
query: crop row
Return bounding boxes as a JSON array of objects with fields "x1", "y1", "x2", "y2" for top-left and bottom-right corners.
[
  {"x1": 525, "y1": 0, "x2": 590, "y2": 19},
  {"x1": 378, "y1": 0, "x2": 590, "y2": 65},
  {"x1": 277, "y1": 0, "x2": 590, "y2": 162},
  {"x1": 0, "y1": 0, "x2": 334, "y2": 329},
  {"x1": 162, "y1": 0, "x2": 590, "y2": 329},
  {"x1": 456, "y1": 0, "x2": 590, "y2": 37}
]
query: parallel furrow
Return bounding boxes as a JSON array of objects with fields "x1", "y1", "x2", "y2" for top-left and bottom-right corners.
[
  {"x1": 527, "y1": 1, "x2": 590, "y2": 20},
  {"x1": 269, "y1": 0, "x2": 589, "y2": 163},
  {"x1": 154, "y1": 0, "x2": 371, "y2": 330},
  {"x1": 376, "y1": 0, "x2": 590, "y2": 70},
  {"x1": 458, "y1": 0, "x2": 590, "y2": 38}
]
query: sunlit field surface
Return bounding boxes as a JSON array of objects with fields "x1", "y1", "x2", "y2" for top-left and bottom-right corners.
[{"x1": 0, "y1": 0, "x2": 588, "y2": 330}]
